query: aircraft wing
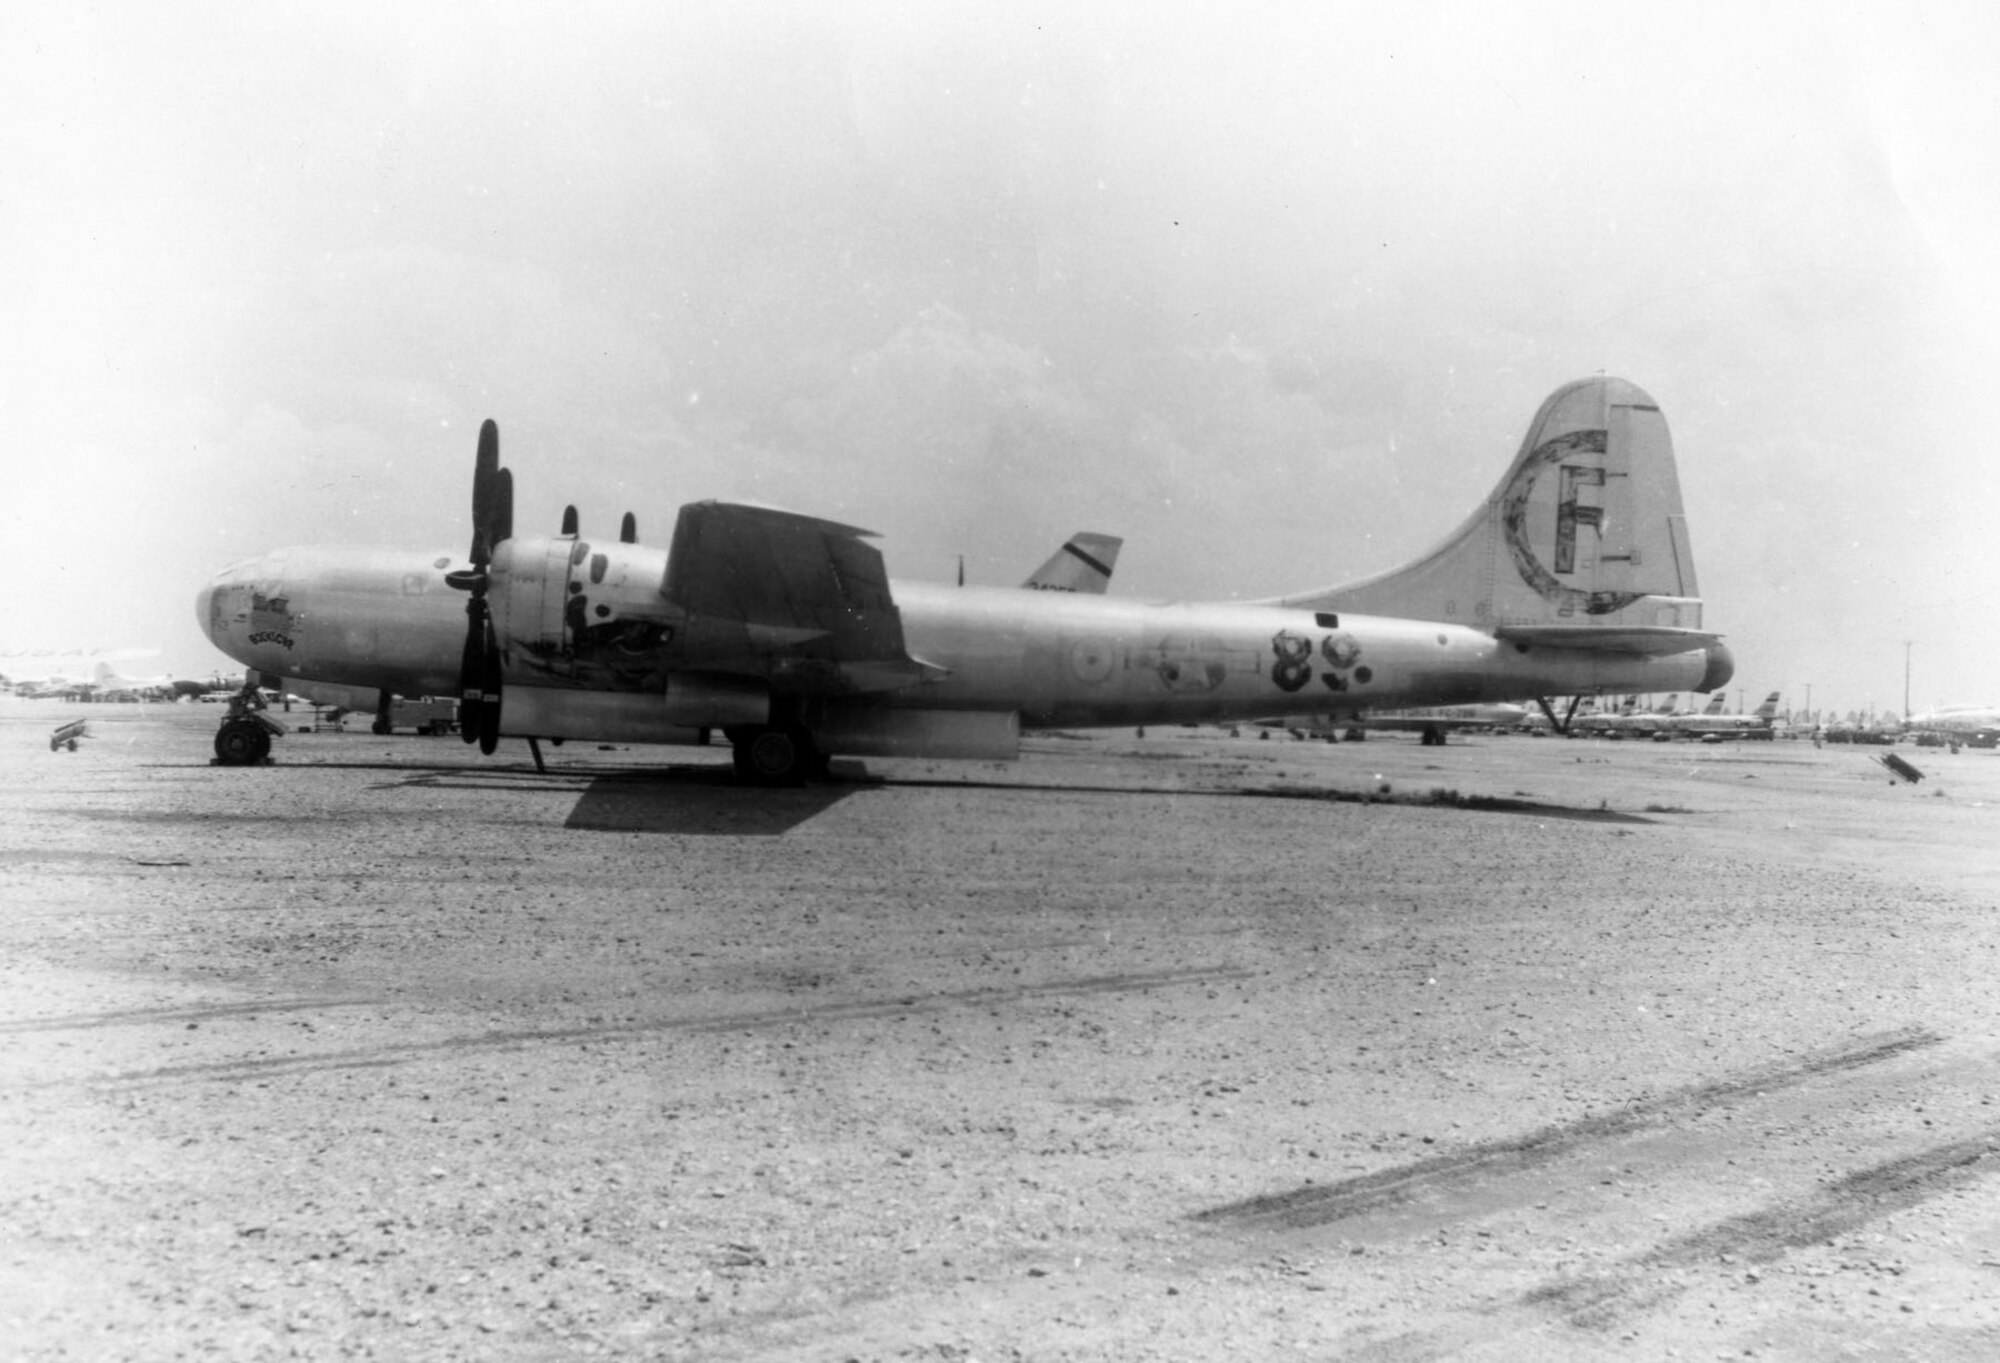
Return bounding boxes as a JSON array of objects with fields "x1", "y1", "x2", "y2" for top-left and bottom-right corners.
[
  {"x1": 1493, "y1": 625, "x2": 1723, "y2": 657},
  {"x1": 662, "y1": 501, "x2": 929, "y2": 692}
]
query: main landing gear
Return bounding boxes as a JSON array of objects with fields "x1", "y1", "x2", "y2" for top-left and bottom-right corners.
[{"x1": 726, "y1": 723, "x2": 829, "y2": 786}]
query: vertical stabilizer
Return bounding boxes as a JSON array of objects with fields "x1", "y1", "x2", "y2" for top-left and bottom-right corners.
[
  {"x1": 1280, "y1": 377, "x2": 1702, "y2": 634},
  {"x1": 1023, "y1": 532, "x2": 1123, "y2": 594}
]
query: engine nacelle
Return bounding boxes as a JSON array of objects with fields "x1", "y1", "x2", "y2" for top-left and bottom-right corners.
[
  {"x1": 662, "y1": 672, "x2": 770, "y2": 728},
  {"x1": 500, "y1": 686, "x2": 708, "y2": 746}
]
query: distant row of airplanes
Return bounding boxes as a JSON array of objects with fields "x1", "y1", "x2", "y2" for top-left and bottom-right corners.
[{"x1": 26, "y1": 376, "x2": 1998, "y2": 776}]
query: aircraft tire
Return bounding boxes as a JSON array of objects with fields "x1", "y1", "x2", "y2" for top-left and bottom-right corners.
[
  {"x1": 732, "y1": 725, "x2": 818, "y2": 786},
  {"x1": 214, "y1": 718, "x2": 268, "y2": 766}
]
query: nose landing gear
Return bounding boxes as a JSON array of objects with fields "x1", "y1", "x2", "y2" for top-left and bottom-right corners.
[{"x1": 212, "y1": 681, "x2": 285, "y2": 766}]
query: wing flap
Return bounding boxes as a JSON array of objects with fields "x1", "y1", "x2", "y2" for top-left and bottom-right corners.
[{"x1": 663, "y1": 501, "x2": 917, "y2": 690}]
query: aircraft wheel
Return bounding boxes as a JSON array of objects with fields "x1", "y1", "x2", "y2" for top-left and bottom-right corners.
[
  {"x1": 732, "y1": 725, "x2": 818, "y2": 785},
  {"x1": 215, "y1": 718, "x2": 268, "y2": 766}
]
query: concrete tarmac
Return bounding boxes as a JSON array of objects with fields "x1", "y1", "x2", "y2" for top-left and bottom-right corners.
[{"x1": 4, "y1": 700, "x2": 1999, "y2": 1360}]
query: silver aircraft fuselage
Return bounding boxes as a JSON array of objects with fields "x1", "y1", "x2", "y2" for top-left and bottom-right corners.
[{"x1": 199, "y1": 541, "x2": 1720, "y2": 733}]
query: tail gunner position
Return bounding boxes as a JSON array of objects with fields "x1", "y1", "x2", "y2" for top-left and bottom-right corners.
[{"x1": 199, "y1": 376, "x2": 1733, "y2": 780}]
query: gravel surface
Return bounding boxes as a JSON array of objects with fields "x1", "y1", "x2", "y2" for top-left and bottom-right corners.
[{"x1": 5, "y1": 700, "x2": 2000, "y2": 1360}]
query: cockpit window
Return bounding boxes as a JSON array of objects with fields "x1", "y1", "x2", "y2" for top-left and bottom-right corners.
[{"x1": 589, "y1": 553, "x2": 608, "y2": 584}]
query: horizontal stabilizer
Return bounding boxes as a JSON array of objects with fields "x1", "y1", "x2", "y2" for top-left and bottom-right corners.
[{"x1": 1493, "y1": 625, "x2": 1723, "y2": 657}]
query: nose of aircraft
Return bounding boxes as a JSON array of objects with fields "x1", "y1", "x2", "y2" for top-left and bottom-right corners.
[
  {"x1": 196, "y1": 576, "x2": 229, "y2": 655},
  {"x1": 1698, "y1": 641, "x2": 1736, "y2": 694},
  {"x1": 195, "y1": 556, "x2": 261, "y2": 659}
]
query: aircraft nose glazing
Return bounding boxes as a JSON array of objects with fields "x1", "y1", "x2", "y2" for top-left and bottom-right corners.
[
  {"x1": 196, "y1": 557, "x2": 266, "y2": 657},
  {"x1": 196, "y1": 576, "x2": 231, "y2": 651}
]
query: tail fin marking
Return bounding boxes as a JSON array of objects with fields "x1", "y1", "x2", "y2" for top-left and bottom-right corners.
[{"x1": 1279, "y1": 377, "x2": 1703, "y2": 637}]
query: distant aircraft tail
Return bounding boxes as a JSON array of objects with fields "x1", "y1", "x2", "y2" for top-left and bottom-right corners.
[
  {"x1": 1279, "y1": 376, "x2": 1719, "y2": 679},
  {"x1": 1753, "y1": 690, "x2": 1781, "y2": 720},
  {"x1": 1701, "y1": 693, "x2": 1727, "y2": 715},
  {"x1": 1023, "y1": 532, "x2": 1122, "y2": 594}
]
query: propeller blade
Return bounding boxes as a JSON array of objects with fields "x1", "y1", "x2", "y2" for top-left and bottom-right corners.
[
  {"x1": 470, "y1": 419, "x2": 500, "y2": 566},
  {"x1": 477, "y1": 627, "x2": 504, "y2": 755},
  {"x1": 441, "y1": 420, "x2": 512, "y2": 752},
  {"x1": 492, "y1": 467, "x2": 514, "y2": 548},
  {"x1": 561, "y1": 504, "x2": 578, "y2": 536},
  {"x1": 620, "y1": 511, "x2": 636, "y2": 544},
  {"x1": 457, "y1": 598, "x2": 488, "y2": 744},
  {"x1": 455, "y1": 420, "x2": 506, "y2": 743}
]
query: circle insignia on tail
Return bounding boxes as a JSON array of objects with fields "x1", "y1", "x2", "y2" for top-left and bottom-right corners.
[{"x1": 1500, "y1": 428, "x2": 1643, "y2": 617}]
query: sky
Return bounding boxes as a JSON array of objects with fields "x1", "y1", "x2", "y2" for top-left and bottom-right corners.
[{"x1": 4, "y1": 2, "x2": 1997, "y2": 717}]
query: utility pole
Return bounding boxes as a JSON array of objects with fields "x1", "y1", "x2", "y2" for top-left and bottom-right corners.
[{"x1": 1904, "y1": 640, "x2": 1913, "y2": 721}]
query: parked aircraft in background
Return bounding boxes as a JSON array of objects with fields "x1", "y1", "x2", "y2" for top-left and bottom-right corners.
[
  {"x1": 1666, "y1": 689, "x2": 1782, "y2": 740},
  {"x1": 7, "y1": 674, "x2": 90, "y2": 700},
  {"x1": 2, "y1": 648, "x2": 161, "y2": 699},
  {"x1": 1571, "y1": 694, "x2": 1642, "y2": 738},
  {"x1": 1577, "y1": 692, "x2": 1704, "y2": 740},
  {"x1": 1686, "y1": 693, "x2": 1728, "y2": 720},
  {"x1": 1901, "y1": 705, "x2": 1999, "y2": 747},
  {"x1": 1821, "y1": 713, "x2": 1903, "y2": 744},
  {"x1": 1338, "y1": 702, "x2": 1529, "y2": 745},
  {"x1": 1021, "y1": 533, "x2": 1122, "y2": 594},
  {"x1": 88, "y1": 662, "x2": 183, "y2": 701},
  {"x1": 198, "y1": 375, "x2": 1733, "y2": 778},
  {"x1": 1595, "y1": 693, "x2": 1686, "y2": 739}
]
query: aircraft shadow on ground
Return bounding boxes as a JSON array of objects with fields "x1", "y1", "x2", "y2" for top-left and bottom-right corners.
[
  {"x1": 881, "y1": 776, "x2": 1656, "y2": 824},
  {"x1": 275, "y1": 759, "x2": 860, "y2": 834},
  {"x1": 221, "y1": 760, "x2": 1653, "y2": 832},
  {"x1": 563, "y1": 767, "x2": 861, "y2": 836}
]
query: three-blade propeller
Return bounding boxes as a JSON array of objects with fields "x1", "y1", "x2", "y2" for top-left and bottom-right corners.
[{"x1": 443, "y1": 419, "x2": 510, "y2": 754}]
